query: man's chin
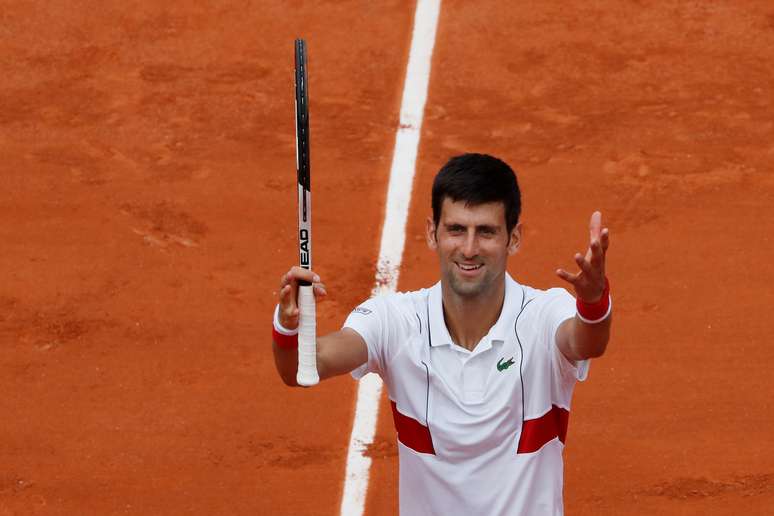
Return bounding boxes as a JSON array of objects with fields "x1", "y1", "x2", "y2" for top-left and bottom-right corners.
[{"x1": 447, "y1": 275, "x2": 486, "y2": 298}]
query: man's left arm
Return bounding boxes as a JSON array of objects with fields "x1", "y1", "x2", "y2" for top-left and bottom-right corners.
[{"x1": 555, "y1": 211, "x2": 612, "y2": 362}]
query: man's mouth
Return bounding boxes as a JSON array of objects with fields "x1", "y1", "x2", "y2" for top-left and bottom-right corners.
[{"x1": 455, "y1": 262, "x2": 483, "y2": 272}]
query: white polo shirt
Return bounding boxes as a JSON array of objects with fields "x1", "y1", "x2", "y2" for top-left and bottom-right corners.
[{"x1": 345, "y1": 273, "x2": 589, "y2": 516}]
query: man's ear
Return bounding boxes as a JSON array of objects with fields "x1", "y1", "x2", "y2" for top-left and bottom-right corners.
[
  {"x1": 507, "y1": 222, "x2": 522, "y2": 255},
  {"x1": 426, "y1": 216, "x2": 438, "y2": 250}
]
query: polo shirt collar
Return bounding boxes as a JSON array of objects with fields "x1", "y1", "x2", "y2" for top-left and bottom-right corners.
[{"x1": 428, "y1": 273, "x2": 522, "y2": 352}]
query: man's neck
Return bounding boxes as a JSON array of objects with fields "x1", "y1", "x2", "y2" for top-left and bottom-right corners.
[{"x1": 441, "y1": 276, "x2": 506, "y2": 351}]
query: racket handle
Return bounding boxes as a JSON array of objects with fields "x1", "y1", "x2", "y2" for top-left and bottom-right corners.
[{"x1": 296, "y1": 285, "x2": 319, "y2": 386}]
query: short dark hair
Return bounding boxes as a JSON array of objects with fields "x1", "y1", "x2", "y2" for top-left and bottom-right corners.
[{"x1": 431, "y1": 153, "x2": 521, "y2": 233}]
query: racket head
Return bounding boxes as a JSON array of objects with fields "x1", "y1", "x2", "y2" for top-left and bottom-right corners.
[{"x1": 295, "y1": 38, "x2": 310, "y2": 194}]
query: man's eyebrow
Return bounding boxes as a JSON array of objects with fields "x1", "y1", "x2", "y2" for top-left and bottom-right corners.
[
  {"x1": 443, "y1": 223, "x2": 500, "y2": 231},
  {"x1": 476, "y1": 225, "x2": 500, "y2": 233}
]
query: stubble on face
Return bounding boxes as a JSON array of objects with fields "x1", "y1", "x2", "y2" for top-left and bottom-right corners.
[{"x1": 444, "y1": 259, "x2": 500, "y2": 299}]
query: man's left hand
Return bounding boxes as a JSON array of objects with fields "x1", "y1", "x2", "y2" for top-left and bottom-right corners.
[{"x1": 556, "y1": 211, "x2": 609, "y2": 302}]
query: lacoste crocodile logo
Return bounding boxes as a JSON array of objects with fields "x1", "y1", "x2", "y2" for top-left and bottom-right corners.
[{"x1": 497, "y1": 357, "x2": 515, "y2": 372}]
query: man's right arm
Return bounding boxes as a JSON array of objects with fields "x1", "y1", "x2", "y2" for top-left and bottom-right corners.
[{"x1": 272, "y1": 266, "x2": 368, "y2": 387}]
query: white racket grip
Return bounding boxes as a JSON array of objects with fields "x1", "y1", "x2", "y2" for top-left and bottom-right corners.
[{"x1": 296, "y1": 285, "x2": 319, "y2": 386}]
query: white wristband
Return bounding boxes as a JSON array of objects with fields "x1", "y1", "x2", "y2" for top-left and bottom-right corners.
[{"x1": 273, "y1": 304, "x2": 299, "y2": 336}]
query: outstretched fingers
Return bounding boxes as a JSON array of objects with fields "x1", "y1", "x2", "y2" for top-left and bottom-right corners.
[
  {"x1": 588, "y1": 211, "x2": 607, "y2": 239},
  {"x1": 556, "y1": 267, "x2": 580, "y2": 285},
  {"x1": 556, "y1": 212, "x2": 610, "y2": 299},
  {"x1": 589, "y1": 238, "x2": 605, "y2": 269},
  {"x1": 574, "y1": 252, "x2": 594, "y2": 275},
  {"x1": 588, "y1": 212, "x2": 609, "y2": 270},
  {"x1": 600, "y1": 227, "x2": 610, "y2": 252}
]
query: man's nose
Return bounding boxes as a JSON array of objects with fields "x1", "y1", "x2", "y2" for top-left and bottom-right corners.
[{"x1": 461, "y1": 231, "x2": 479, "y2": 258}]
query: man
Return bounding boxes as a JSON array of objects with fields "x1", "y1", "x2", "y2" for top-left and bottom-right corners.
[{"x1": 272, "y1": 153, "x2": 611, "y2": 515}]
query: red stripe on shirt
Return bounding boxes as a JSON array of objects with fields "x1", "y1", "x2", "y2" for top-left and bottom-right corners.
[
  {"x1": 390, "y1": 400, "x2": 435, "y2": 455},
  {"x1": 517, "y1": 405, "x2": 569, "y2": 454}
]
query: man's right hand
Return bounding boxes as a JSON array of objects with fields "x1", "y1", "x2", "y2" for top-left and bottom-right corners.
[
  {"x1": 273, "y1": 265, "x2": 367, "y2": 386},
  {"x1": 277, "y1": 266, "x2": 327, "y2": 330}
]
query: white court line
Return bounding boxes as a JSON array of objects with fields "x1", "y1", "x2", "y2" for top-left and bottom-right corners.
[{"x1": 339, "y1": 1, "x2": 441, "y2": 515}]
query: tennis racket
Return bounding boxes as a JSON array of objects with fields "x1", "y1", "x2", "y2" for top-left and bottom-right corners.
[{"x1": 294, "y1": 38, "x2": 319, "y2": 387}]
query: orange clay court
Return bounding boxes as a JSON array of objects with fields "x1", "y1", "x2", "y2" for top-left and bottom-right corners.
[{"x1": 1, "y1": 1, "x2": 773, "y2": 514}]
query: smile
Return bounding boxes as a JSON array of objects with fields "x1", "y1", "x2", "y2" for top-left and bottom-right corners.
[{"x1": 455, "y1": 262, "x2": 483, "y2": 272}]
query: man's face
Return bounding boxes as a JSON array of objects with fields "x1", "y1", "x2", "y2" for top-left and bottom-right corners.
[{"x1": 427, "y1": 198, "x2": 521, "y2": 299}]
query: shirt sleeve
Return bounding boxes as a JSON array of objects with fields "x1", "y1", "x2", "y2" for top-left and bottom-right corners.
[
  {"x1": 343, "y1": 296, "x2": 388, "y2": 380},
  {"x1": 539, "y1": 288, "x2": 590, "y2": 405}
]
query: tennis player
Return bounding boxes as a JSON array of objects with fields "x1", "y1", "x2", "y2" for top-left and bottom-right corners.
[{"x1": 272, "y1": 153, "x2": 612, "y2": 515}]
